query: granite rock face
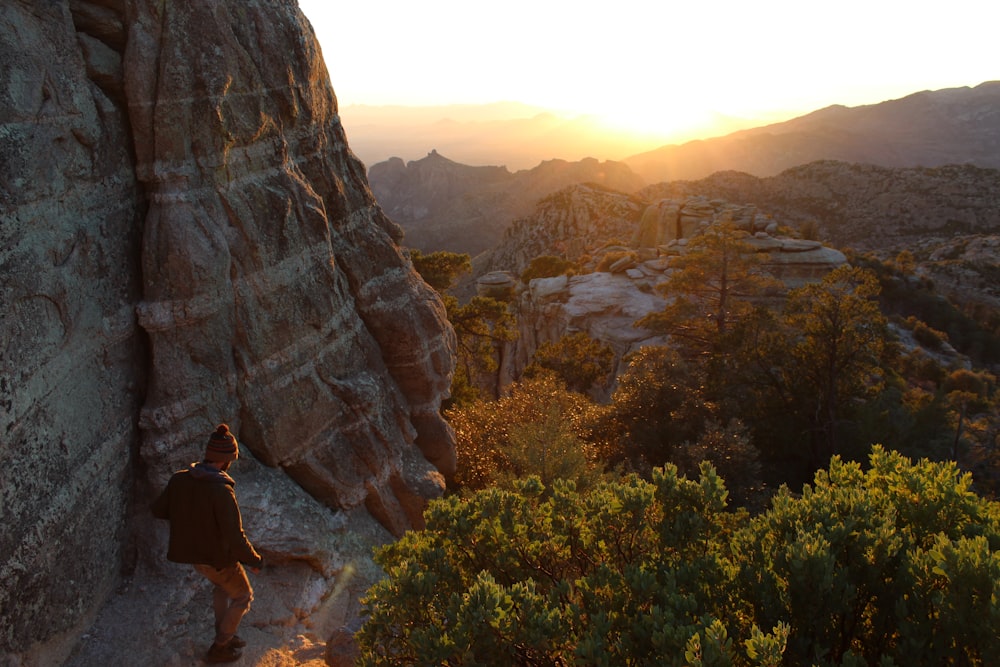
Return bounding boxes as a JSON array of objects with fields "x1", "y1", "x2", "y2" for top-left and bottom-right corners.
[
  {"x1": 1, "y1": 0, "x2": 455, "y2": 660},
  {"x1": 501, "y1": 273, "x2": 669, "y2": 401},
  {"x1": 0, "y1": 0, "x2": 145, "y2": 656},
  {"x1": 127, "y1": 0, "x2": 455, "y2": 532}
]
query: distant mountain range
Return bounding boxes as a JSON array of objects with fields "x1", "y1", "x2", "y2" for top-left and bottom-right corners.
[
  {"x1": 625, "y1": 81, "x2": 1000, "y2": 182},
  {"x1": 369, "y1": 150, "x2": 643, "y2": 255},
  {"x1": 340, "y1": 101, "x2": 757, "y2": 171},
  {"x1": 367, "y1": 81, "x2": 1000, "y2": 260}
]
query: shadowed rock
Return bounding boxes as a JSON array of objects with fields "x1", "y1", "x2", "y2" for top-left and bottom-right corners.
[{"x1": 2, "y1": 0, "x2": 455, "y2": 661}]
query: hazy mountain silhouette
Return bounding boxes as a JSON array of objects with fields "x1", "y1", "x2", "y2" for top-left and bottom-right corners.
[
  {"x1": 341, "y1": 102, "x2": 758, "y2": 171},
  {"x1": 625, "y1": 81, "x2": 1000, "y2": 182},
  {"x1": 369, "y1": 150, "x2": 644, "y2": 255}
]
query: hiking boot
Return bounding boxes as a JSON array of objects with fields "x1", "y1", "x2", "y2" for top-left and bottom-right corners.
[
  {"x1": 205, "y1": 641, "x2": 242, "y2": 663},
  {"x1": 228, "y1": 635, "x2": 246, "y2": 649}
]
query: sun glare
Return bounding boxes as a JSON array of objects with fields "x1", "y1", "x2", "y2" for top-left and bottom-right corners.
[{"x1": 585, "y1": 103, "x2": 739, "y2": 145}]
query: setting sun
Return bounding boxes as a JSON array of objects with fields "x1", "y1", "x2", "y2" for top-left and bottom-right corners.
[{"x1": 299, "y1": 0, "x2": 997, "y2": 140}]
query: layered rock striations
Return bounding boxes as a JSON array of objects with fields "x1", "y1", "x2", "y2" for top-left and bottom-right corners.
[
  {"x1": 1, "y1": 0, "x2": 145, "y2": 656},
  {"x1": 2, "y1": 0, "x2": 455, "y2": 661}
]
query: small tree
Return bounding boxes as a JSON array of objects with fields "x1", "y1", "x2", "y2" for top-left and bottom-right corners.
[
  {"x1": 781, "y1": 265, "x2": 890, "y2": 468},
  {"x1": 445, "y1": 294, "x2": 518, "y2": 406},
  {"x1": 409, "y1": 249, "x2": 471, "y2": 292},
  {"x1": 673, "y1": 419, "x2": 765, "y2": 510},
  {"x1": 943, "y1": 369, "x2": 996, "y2": 459},
  {"x1": 448, "y1": 373, "x2": 604, "y2": 491},
  {"x1": 636, "y1": 220, "x2": 780, "y2": 356},
  {"x1": 409, "y1": 249, "x2": 516, "y2": 405},
  {"x1": 600, "y1": 345, "x2": 715, "y2": 470}
]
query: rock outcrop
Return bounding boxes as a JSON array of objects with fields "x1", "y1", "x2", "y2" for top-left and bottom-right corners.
[
  {"x1": 1, "y1": 0, "x2": 146, "y2": 659},
  {"x1": 501, "y1": 273, "x2": 669, "y2": 400},
  {"x1": 479, "y1": 186, "x2": 845, "y2": 286},
  {"x1": 1, "y1": 0, "x2": 455, "y2": 663},
  {"x1": 483, "y1": 187, "x2": 846, "y2": 393},
  {"x1": 478, "y1": 184, "x2": 647, "y2": 276}
]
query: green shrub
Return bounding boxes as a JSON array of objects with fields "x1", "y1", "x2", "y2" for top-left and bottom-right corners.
[
  {"x1": 908, "y1": 317, "x2": 949, "y2": 350},
  {"x1": 523, "y1": 332, "x2": 614, "y2": 395},
  {"x1": 520, "y1": 255, "x2": 576, "y2": 284},
  {"x1": 595, "y1": 249, "x2": 636, "y2": 273},
  {"x1": 447, "y1": 373, "x2": 606, "y2": 491},
  {"x1": 357, "y1": 448, "x2": 1000, "y2": 666}
]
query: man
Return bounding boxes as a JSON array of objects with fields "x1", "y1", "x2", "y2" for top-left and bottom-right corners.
[{"x1": 152, "y1": 423, "x2": 264, "y2": 664}]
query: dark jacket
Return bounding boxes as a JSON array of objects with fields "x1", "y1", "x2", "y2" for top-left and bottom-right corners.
[{"x1": 151, "y1": 463, "x2": 263, "y2": 569}]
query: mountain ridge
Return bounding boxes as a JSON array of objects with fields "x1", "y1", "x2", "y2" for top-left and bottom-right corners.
[
  {"x1": 625, "y1": 81, "x2": 1000, "y2": 182},
  {"x1": 370, "y1": 150, "x2": 644, "y2": 255}
]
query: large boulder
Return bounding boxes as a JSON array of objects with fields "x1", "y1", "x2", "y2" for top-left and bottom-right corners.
[{"x1": 503, "y1": 273, "x2": 669, "y2": 400}]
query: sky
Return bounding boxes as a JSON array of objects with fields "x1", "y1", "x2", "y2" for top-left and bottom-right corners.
[{"x1": 296, "y1": 0, "x2": 998, "y2": 140}]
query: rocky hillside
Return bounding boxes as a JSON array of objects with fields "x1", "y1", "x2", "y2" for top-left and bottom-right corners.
[
  {"x1": 641, "y1": 161, "x2": 1000, "y2": 249},
  {"x1": 626, "y1": 81, "x2": 1000, "y2": 182},
  {"x1": 1, "y1": 1, "x2": 455, "y2": 664},
  {"x1": 475, "y1": 184, "x2": 647, "y2": 275},
  {"x1": 475, "y1": 187, "x2": 846, "y2": 395},
  {"x1": 640, "y1": 161, "x2": 1000, "y2": 307},
  {"x1": 368, "y1": 150, "x2": 645, "y2": 255}
]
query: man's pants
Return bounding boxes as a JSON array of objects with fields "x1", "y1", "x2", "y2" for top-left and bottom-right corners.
[{"x1": 193, "y1": 563, "x2": 253, "y2": 646}]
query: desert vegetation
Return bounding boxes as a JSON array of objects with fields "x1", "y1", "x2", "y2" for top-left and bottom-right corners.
[
  {"x1": 378, "y1": 240, "x2": 1000, "y2": 664},
  {"x1": 357, "y1": 449, "x2": 1000, "y2": 666}
]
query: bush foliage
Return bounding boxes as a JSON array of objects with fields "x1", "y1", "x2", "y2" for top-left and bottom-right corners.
[{"x1": 357, "y1": 448, "x2": 1000, "y2": 666}]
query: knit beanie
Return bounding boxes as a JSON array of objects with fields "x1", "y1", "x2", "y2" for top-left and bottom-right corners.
[{"x1": 205, "y1": 423, "x2": 239, "y2": 463}]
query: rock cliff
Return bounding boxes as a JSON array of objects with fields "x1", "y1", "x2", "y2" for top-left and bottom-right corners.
[{"x1": 1, "y1": 0, "x2": 455, "y2": 663}]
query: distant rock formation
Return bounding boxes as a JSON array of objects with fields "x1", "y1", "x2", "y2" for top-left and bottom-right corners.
[
  {"x1": 368, "y1": 151, "x2": 645, "y2": 255},
  {"x1": 479, "y1": 184, "x2": 647, "y2": 276},
  {"x1": 1, "y1": 0, "x2": 455, "y2": 662},
  {"x1": 501, "y1": 272, "x2": 669, "y2": 400},
  {"x1": 482, "y1": 186, "x2": 846, "y2": 396},
  {"x1": 626, "y1": 81, "x2": 1000, "y2": 182},
  {"x1": 641, "y1": 161, "x2": 1000, "y2": 251},
  {"x1": 479, "y1": 186, "x2": 845, "y2": 281}
]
